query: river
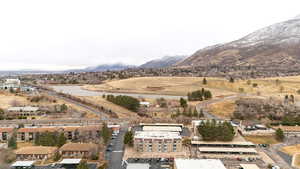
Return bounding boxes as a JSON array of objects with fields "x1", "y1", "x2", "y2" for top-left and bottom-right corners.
[{"x1": 50, "y1": 85, "x2": 186, "y2": 99}]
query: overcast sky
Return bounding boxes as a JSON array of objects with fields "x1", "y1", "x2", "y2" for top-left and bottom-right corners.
[{"x1": 0, "y1": 0, "x2": 299, "y2": 70}]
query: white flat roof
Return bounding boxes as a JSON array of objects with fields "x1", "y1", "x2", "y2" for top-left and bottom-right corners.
[
  {"x1": 59, "y1": 159, "x2": 82, "y2": 164},
  {"x1": 240, "y1": 164, "x2": 260, "y2": 169},
  {"x1": 191, "y1": 141, "x2": 255, "y2": 146},
  {"x1": 127, "y1": 163, "x2": 150, "y2": 169},
  {"x1": 143, "y1": 126, "x2": 182, "y2": 132},
  {"x1": 134, "y1": 131, "x2": 181, "y2": 139},
  {"x1": 175, "y1": 159, "x2": 226, "y2": 169},
  {"x1": 140, "y1": 123, "x2": 183, "y2": 127},
  {"x1": 199, "y1": 147, "x2": 257, "y2": 153},
  {"x1": 8, "y1": 106, "x2": 39, "y2": 112},
  {"x1": 11, "y1": 161, "x2": 35, "y2": 167}
]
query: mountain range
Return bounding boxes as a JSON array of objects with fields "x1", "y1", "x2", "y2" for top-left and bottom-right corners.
[
  {"x1": 140, "y1": 55, "x2": 187, "y2": 69},
  {"x1": 176, "y1": 15, "x2": 300, "y2": 69}
]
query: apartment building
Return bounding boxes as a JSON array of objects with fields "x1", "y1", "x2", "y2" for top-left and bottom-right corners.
[
  {"x1": 0, "y1": 127, "x2": 14, "y2": 142},
  {"x1": 16, "y1": 125, "x2": 101, "y2": 142},
  {"x1": 15, "y1": 146, "x2": 58, "y2": 160},
  {"x1": 134, "y1": 131, "x2": 182, "y2": 153}
]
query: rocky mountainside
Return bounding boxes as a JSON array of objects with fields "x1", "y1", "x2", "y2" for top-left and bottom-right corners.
[
  {"x1": 140, "y1": 55, "x2": 186, "y2": 68},
  {"x1": 84, "y1": 63, "x2": 135, "y2": 72},
  {"x1": 176, "y1": 16, "x2": 300, "y2": 69}
]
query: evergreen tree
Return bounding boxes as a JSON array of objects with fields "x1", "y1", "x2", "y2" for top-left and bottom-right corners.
[
  {"x1": 53, "y1": 152, "x2": 61, "y2": 162},
  {"x1": 180, "y1": 98, "x2": 188, "y2": 108},
  {"x1": 275, "y1": 128, "x2": 284, "y2": 141},
  {"x1": 8, "y1": 132, "x2": 17, "y2": 149},
  {"x1": 203, "y1": 78, "x2": 207, "y2": 85},
  {"x1": 229, "y1": 77, "x2": 234, "y2": 83},
  {"x1": 101, "y1": 123, "x2": 111, "y2": 144},
  {"x1": 77, "y1": 161, "x2": 89, "y2": 169},
  {"x1": 193, "y1": 108, "x2": 198, "y2": 117},
  {"x1": 124, "y1": 131, "x2": 134, "y2": 146},
  {"x1": 57, "y1": 133, "x2": 67, "y2": 147}
]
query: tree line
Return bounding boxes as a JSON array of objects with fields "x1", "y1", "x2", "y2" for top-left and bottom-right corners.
[
  {"x1": 34, "y1": 132, "x2": 66, "y2": 147},
  {"x1": 198, "y1": 120, "x2": 235, "y2": 141},
  {"x1": 105, "y1": 95, "x2": 140, "y2": 112},
  {"x1": 187, "y1": 88, "x2": 212, "y2": 101}
]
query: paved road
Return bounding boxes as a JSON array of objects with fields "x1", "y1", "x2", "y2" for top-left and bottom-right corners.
[
  {"x1": 195, "y1": 94, "x2": 243, "y2": 120},
  {"x1": 106, "y1": 127, "x2": 128, "y2": 169}
]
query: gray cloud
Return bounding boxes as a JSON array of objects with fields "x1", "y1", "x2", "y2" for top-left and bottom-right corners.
[{"x1": 0, "y1": 0, "x2": 299, "y2": 70}]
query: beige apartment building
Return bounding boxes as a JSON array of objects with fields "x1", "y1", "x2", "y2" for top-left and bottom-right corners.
[
  {"x1": 0, "y1": 127, "x2": 14, "y2": 142},
  {"x1": 59, "y1": 143, "x2": 98, "y2": 159},
  {"x1": 134, "y1": 131, "x2": 182, "y2": 153},
  {"x1": 16, "y1": 125, "x2": 101, "y2": 142},
  {"x1": 15, "y1": 146, "x2": 58, "y2": 160}
]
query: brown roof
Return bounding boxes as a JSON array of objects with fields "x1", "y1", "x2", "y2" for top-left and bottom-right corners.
[
  {"x1": 15, "y1": 146, "x2": 57, "y2": 155},
  {"x1": 59, "y1": 143, "x2": 97, "y2": 152},
  {"x1": 0, "y1": 127, "x2": 14, "y2": 133},
  {"x1": 17, "y1": 125, "x2": 101, "y2": 133}
]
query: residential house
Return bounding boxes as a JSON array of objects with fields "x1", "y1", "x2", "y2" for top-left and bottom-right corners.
[
  {"x1": 15, "y1": 146, "x2": 58, "y2": 160},
  {"x1": 59, "y1": 143, "x2": 98, "y2": 159}
]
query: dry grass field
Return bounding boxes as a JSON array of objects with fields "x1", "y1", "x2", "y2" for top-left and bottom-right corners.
[
  {"x1": 0, "y1": 93, "x2": 29, "y2": 109},
  {"x1": 244, "y1": 136, "x2": 279, "y2": 144},
  {"x1": 281, "y1": 144, "x2": 300, "y2": 156},
  {"x1": 207, "y1": 100, "x2": 236, "y2": 118},
  {"x1": 79, "y1": 96, "x2": 139, "y2": 119},
  {"x1": 83, "y1": 76, "x2": 300, "y2": 100},
  {"x1": 292, "y1": 153, "x2": 300, "y2": 168}
]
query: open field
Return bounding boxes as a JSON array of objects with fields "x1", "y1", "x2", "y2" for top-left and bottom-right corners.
[
  {"x1": 281, "y1": 144, "x2": 300, "y2": 156},
  {"x1": 83, "y1": 77, "x2": 236, "y2": 96},
  {"x1": 79, "y1": 96, "x2": 139, "y2": 119},
  {"x1": 292, "y1": 153, "x2": 300, "y2": 168},
  {"x1": 207, "y1": 100, "x2": 236, "y2": 118},
  {"x1": 244, "y1": 136, "x2": 279, "y2": 145},
  {"x1": 83, "y1": 76, "x2": 300, "y2": 100},
  {"x1": 0, "y1": 93, "x2": 29, "y2": 109}
]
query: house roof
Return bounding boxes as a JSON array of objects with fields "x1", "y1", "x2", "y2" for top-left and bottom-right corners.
[
  {"x1": 11, "y1": 161, "x2": 35, "y2": 167},
  {"x1": 59, "y1": 143, "x2": 97, "y2": 152},
  {"x1": 15, "y1": 146, "x2": 58, "y2": 155},
  {"x1": 174, "y1": 159, "x2": 226, "y2": 169}
]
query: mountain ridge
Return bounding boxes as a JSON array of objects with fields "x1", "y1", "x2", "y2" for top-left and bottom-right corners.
[{"x1": 176, "y1": 16, "x2": 300, "y2": 69}]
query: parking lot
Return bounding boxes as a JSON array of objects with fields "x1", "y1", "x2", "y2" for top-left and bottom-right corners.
[{"x1": 105, "y1": 127, "x2": 127, "y2": 169}]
